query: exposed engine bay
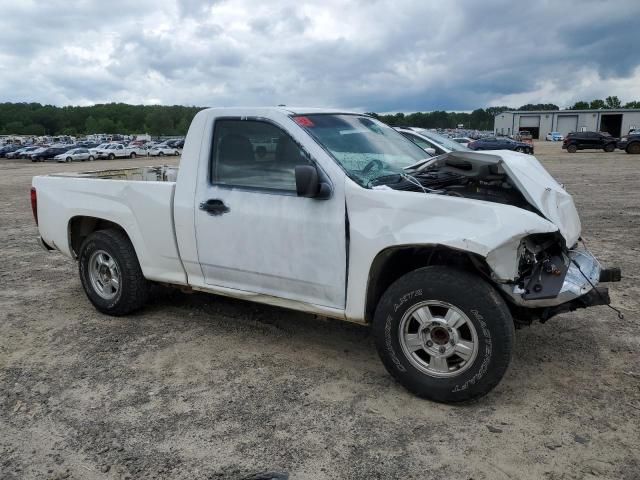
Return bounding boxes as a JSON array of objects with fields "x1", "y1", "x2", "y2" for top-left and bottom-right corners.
[{"x1": 377, "y1": 156, "x2": 533, "y2": 210}]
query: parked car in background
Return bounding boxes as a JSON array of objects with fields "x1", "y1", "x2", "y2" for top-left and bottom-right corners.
[
  {"x1": 148, "y1": 144, "x2": 180, "y2": 156},
  {"x1": 0, "y1": 144, "x2": 21, "y2": 157},
  {"x1": 89, "y1": 143, "x2": 110, "y2": 156},
  {"x1": 562, "y1": 131, "x2": 617, "y2": 153},
  {"x1": 468, "y1": 136, "x2": 534, "y2": 154},
  {"x1": 452, "y1": 137, "x2": 473, "y2": 147},
  {"x1": 617, "y1": 132, "x2": 640, "y2": 154},
  {"x1": 545, "y1": 132, "x2": 564, "y2": 141},
  {"x1": 6, "y1": 146, "x2": 35, "y2": 159},
  {"x1": 32, "y1": 146, "x2": 71, "y2": 162},
  {"x1": 395, "y1": 128, "x2": 470, "y2": 155},
  {"x1": 127, "y1": 145, "x2": 150, "y2": 156},
  {"x1": 54, "y1": 148, "x2": 94, "y2": 162},
  {"x1": 97, "y1": 143, "x2": 139, "y2": 159}
]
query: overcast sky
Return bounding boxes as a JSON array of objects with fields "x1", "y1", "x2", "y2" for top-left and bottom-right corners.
[{"x1": 1, "y1": 0, "x2": 639, "y2": 111}]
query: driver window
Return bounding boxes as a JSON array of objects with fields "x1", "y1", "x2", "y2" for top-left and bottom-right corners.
[{"x1": 211, "y1": 119, "x2": 312, "y2": 191}]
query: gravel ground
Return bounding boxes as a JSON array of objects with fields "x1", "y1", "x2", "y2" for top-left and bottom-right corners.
[{"x1": 1, "y1": 143, "x2": 639, "y2": 480}]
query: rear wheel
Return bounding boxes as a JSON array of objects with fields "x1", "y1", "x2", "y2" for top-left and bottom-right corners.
[
  {"x1": 108, "y1": 153, "x2": 115, "y2": 160},
  {"x1": 88, "y1": 155, "x2": 95, "y2": 161},
  {"x1": 626, "y1": 143, "x2": 640, "y2": 154},
  {"x1": 373, "y1": 266, "x2": 514, "y2": 403},
  {"x1": 603, "y1": 144, "x2": 615, "y2": 152},
  {"x1": 515, "y1": 146, "x2": 524, "y2": 153},
  {"x1": 78, "y1": 229, "x2": 149, "y2": 316},
  {"x1": 158, "y1": 151, "x2": 164, "y2": 157},
  {"x1": 130, "y1": 152, "x2": 136, "y2": 158},
  {"x1": 567, "y1": 144, "x2": 577, "y2": 153}
]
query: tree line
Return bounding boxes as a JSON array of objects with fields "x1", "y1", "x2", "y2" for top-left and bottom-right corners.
[
  {"x1": 0, "y1": 102, "x2": 202, "y2": 137},
  {"x1": 1, "y1": 96, "x2": 640, "y2": 136}
]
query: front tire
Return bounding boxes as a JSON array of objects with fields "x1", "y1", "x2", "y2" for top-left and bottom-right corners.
[
  {"x1": 88, "y1": 155, "x2": 95, "y2": 161},
  {"x1": 626, "y1": 143, "x2": 640, "y2": 154},
  {"x1": 130, "y1": 152, "x2": 136, "y2": 158},
  {"x1": 373, "y1": 266, "x2": 514, "y2": 403},
  {"x1": 108, "y1": 153, "x2": 115, "y2": 160},
  {"x1": 78, "y1": 229, "x2": 149, "y2": 316},
  {"x1": 567, "y1": 144, "x2": 577, "y2": 153}
]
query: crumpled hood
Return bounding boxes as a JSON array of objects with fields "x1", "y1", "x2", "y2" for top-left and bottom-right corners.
[{"x1": 426, "y1": 150, "x2": 581, "y2": 246}]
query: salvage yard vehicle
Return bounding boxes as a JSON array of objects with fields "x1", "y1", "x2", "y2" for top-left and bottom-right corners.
[
  {"x1": 31, "y1": 146, "x2": 71, "y2": 162},
  {"x1": 468, "y1": 136, "x2": 534, "y2": 154},
  {"x1": 396, "y1": 128, "x2": 471, "y2": 156},
  {"x1": 148, "y1": 143, "x2": 181, "y2": 156},
  {"x1": 562, "y1": 131, "x2": 617, "y2": 153},
  {"x1": 617, "y1": 132, "x2": 640, "y2": 154},
  {"x1": 54, "y1": 147, "x2": 95, "y2": 162},
  {"x1": 97, "y1": 143, "x2": 139, "y2": 159},
  {"x1": 32, "y1": 107, "x2": 621, "y2": 403}
]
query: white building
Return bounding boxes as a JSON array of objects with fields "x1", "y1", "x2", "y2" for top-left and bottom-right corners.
[{"x1": 494, "y1": 109, "x2": 640, "y2": 139}]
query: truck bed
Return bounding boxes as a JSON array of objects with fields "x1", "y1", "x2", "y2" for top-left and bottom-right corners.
[
  {"x1": 33, "y1": 165, "x2": 187, "y2": 285},
  {"x1": 49, "y1": 165, "x2": 179, "y2": 182}
]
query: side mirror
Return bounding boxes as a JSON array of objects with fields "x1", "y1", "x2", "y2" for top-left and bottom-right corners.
[
  {"x1": 295, "y1": 165, "x2": 331, "y2": 199},
  {"x1": 424, "y1": 147, "x2": 436, "y2": 156}
]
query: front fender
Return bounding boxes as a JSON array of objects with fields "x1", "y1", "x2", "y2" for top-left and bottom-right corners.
[{"x1": 344, "y1": 180, "x2": 558, "y2": 321}]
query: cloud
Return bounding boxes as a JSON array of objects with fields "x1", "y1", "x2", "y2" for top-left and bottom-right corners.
[{"x1": 0, "y1": 0, "x2": 639, "y2": 111}]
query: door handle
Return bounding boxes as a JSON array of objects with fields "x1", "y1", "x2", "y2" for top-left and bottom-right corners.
[{"x1": 199, "y1": 199, "x2": 230, "y2": 216}]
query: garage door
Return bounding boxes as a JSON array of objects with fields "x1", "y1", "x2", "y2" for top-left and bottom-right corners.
[
  {"x1": 519, "y1": 116, "x2": 540, "y2": 139},
  {"x1": 519, "y1": 116, "x2": 540, "y2": 128},
  {"x1": 556, "y1": 115, "x2": 578, "y2": 136}
]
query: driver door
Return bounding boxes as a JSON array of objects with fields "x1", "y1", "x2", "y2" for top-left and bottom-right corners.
[{"x1": 194, "y1": 118, "x2": 347, "y2": 309}]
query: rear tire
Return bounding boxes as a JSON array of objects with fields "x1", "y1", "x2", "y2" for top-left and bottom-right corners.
[
  {"x1": 603, "y1": 144, "x2": 615, "y2": 153},
  {"x1": 373, "y1": 266, "x2": 514, "y2": 403},
  {"x1": 130, "y1": 152, "x2": 136, "y2": 158},
  {"x1": 626, "y1": 143, "x2": 640, "y2": 154},
  {"x1": 78, "y1": 229, "x2": 149, "y2": 316},
  {"x1": 515, "y1": 147, "x2": 524, "y2": 153},
  {"x1": 108, "y1": 153, "x2": 115, "y2": 160},
  {"x1": 567, "y1": 144, "x2": 577, "y2": 153},
  {"x1": 88, "y1": 155, "x2": 95, "y2": 161},
  {"x1": 158, "y1": 151, "x2": 164, "y2": 157}
]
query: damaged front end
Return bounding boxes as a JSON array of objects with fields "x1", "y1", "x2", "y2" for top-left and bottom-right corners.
[{"x1": 493, "y1": 234, "x2": 621, "y2": 324}]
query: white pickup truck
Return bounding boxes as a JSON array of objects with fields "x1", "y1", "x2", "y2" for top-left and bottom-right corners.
[
  {"x1": 32, "y1": 107, "x2": 620, "y2": 403},
  {"x1": 96, "y1": 143, "x2": 140, "y2": 160}
]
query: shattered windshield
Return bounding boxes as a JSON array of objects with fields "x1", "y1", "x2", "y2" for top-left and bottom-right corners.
[{"x1": 294, "y1": 114, "x2": 429, "y2": 187}]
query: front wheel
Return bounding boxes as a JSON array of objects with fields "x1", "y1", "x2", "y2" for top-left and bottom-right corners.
[
  {"x1": 130, "y1": 152, "x2": 136, "y2": 158},
  {"x1": 567, "y1": 144, "x2": 577, "y2": 153},
  {"x1": 373, "y1": 266, "x2": 514, "y2": 403},
  {"x1": 158, "y1": 151, "x2": 164, "y2": 157},
  {"x1": 627, "y1": 143, "x2": 640, "y2": 154},
  {"x1": 88, "y1": 155, "x2": 95, "y2": 161},
  {"x1": 78, "y1": 229, "x2": 149, "y2": 316},
  {"x1": 515, "y1": 146, "x2": 524, "y2": 153},
  {"x1": 66, "y1": 157, "x2": 72, "y2": 162},
  {"x1": 108, "y1": 153, "x2": 115, "y2": 160}
]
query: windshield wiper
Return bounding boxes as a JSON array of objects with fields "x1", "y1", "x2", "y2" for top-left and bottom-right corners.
[
  {"x1": 403, "y1": 157, "x2": 437, "y2": 172},
  {"x1": 368, "y1": 173, "x2": 403, "y2": 187}
]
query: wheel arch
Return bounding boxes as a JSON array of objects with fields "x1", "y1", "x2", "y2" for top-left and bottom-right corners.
[
  {"x1": 364, "y1": 244, "x2": 491, "y2": 324},
  {"x1": 68, "y1": 216, "x2": 137, "y2": 260}
]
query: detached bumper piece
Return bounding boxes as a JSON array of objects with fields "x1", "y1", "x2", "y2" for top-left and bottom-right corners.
[{"x1": 538, "y1": 286, "x2": 610, "y2": 323}]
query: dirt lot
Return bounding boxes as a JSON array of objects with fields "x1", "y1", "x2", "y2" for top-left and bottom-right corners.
[{"x1": 1, "y1": 142, "x2": 639, "y2": 480}]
